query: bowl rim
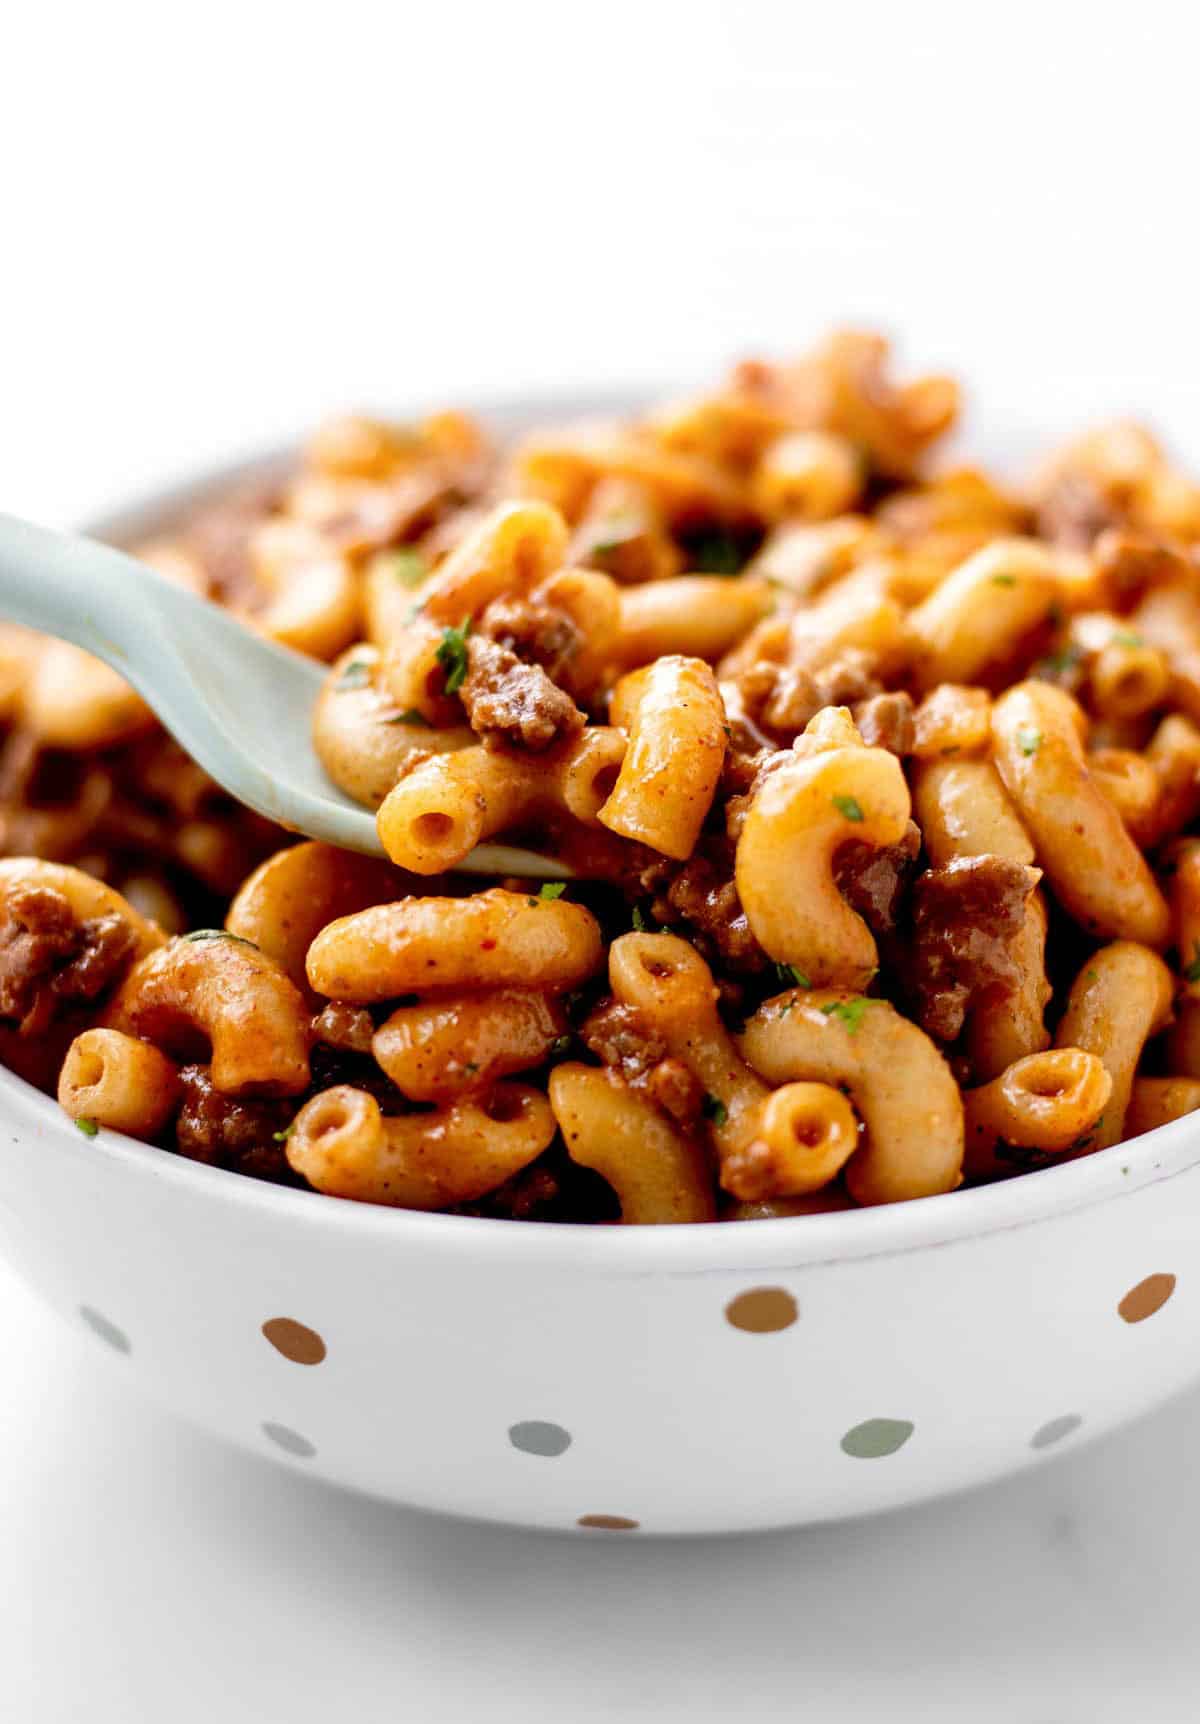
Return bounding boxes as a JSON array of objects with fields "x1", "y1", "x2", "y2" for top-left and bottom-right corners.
[{"x1": 10, "y1": 385, "x2": 1193, "y2": 1274}]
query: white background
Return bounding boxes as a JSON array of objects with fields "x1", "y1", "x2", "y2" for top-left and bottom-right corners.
[{"x1": 4, "y1": 2, "x2": 1200, "y2": 1718}]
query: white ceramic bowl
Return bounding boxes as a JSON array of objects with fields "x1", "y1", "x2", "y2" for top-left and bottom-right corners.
[{"x1": 0, "y1": 400, "x2": 1197, "y2": 1537}]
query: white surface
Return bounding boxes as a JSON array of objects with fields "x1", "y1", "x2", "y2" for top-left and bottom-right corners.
[{"x1": 5, "y1": 0, "x2": 1200, "y2": 1714}]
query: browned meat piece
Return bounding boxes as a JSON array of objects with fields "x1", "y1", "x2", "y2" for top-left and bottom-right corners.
[
  {"x1": 723, "y1": 746, "x2": 792, "y2": 841},
  {"x1": 580, "y1": 998, "x2": 703, "y2": 1126},
  {"x1": 815, "y1": 650, "x2": 882, "y2": 709},
  {"x1": 1035, "y1": 474, "x2": 1121, "y2": 549},
  {"x1": 736, "y1": 650, "x2": 882, "y2": 739},
  {"x1": 853, "y1": 691, "x2": 915, "y2": 756},
  {"x1": 835, "y1": 820, "x2": 922, "y2": 936},
  {"x1": 312, "y1": 1001, "x2": 376, "y2": 1054},
  {"x1": 659, "y1": 850, "x2": 768, "y2": 973},
  {"x1": 907, "y1": 855, "x2": 1039, "y2": 1042},
  {"x1": 174, "y1": 1064, "x2": 294, "y2": 1180},
  {"x1": 459, "y1": 634, "x2": 585, "y2": 752},
  {"x1": 0, "y1": 883, "x2": 137, "y2": 1035},
  {"x1": 1092, "y1": 528, "x2": 1192, "y2": 608},
  {"x1": 479, "y1": 595, "x2": 581, "y2": 685}
]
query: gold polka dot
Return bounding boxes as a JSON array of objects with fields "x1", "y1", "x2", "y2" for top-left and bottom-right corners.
[
  {"x1": 1118, "y1": 1272, "x2": 1176, "y2": 1324},
  {"x1": 724, "y1": 1287, "x2": 798, "y2": 1333},
  {"x1": 261, "y1": 1317, "x2": 327, "y2": 1365},
  {"x1": 577, "y1": 1514, "x2": 639, "y2": 1531}
]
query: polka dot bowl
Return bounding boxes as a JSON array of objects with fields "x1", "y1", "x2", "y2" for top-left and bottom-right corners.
[
  {"x1": 2, "y1": 407, "x2": 1198, "y2": 1535},
  {"x1": 0, "y1": 1061, "x2": 1197, "y2": 1535}
]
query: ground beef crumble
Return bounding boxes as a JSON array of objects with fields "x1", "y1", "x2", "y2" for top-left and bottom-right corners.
[
  {"x1": 1034, "y1": 474, "x2": 1121, "y2": 549},
  {"x1": 478, "y1": 595, "x2": 582, "y2": 686},
  {"x1": 835, "y1": 820, "x2": 922, "y2": 937},
  {"x1": 174, "y1": 1065, "x2": 295, "y2": 1181},
  {"x1": 580, "y1": 998, "x2": 703, "y2": 1125},
  {"x1": 312, "y1": 1000, "x2": 376, "y2": 1055},
  {"x1": 0, "y1": 883, "x2": 137, "y2": 1035},
  {"x1": 459, "y1": 634, "x2": 585, "y2": 752},
  {"x1": 853, "y1": 690, "x2": 915, "y2": 756},
  {"x1": 736, "y1": 649, "x2": 882, "y2": 739},
  {"x1": 906, "y1": 854, "x2": 1039, "y2": 1042},
  {"x1": 654, "y1": 847, "x2": 768, "y2": 974}
]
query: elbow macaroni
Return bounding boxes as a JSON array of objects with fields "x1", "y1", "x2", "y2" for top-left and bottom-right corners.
[{"x1": 4, "y1": 330, "x2": 1200, "y2": 1223}]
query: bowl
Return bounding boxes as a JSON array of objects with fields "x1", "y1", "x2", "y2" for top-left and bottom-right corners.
[{"x1": 0, "y1": 398, "x2": 1197, "y2": 1537}]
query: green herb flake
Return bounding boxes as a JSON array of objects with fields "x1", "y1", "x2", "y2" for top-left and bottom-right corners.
[
  {"x1": 463, "y1": 1062, "x2": 480, "y2": 1076},
  {"x1": 273, "y1": 1119, "x2": 298, "y2": 1144},
  {"x1": 631, "y1": 905, "x2": 648, "y2": 932},
  {"x1": 550, "y1": 1034, "x2": 572, "y2": 1057},
  {"x1": 1038, "y1": 644, "x2": 1083, "y2": 676},
  {"x1": 180, "y1": 929, "x2": 259, "y2": 949},
  {"x1": 335, "y1": 657, "x2": 374, "y2": 692},
  {"x1": 539, "y1": 882, "x2": 567, "y2": 900},
  {"x1": 1113, "y1": 630, "x2": 1144, "y2": 648},
  {"x1": 435, "y1": 619, "x2": 473, "y2": 694},
  {"x1": 820, "y1": 997, "x2": 869, "y2": 1034},
  {"x1": 1086, "y1": 968, "x2": 1100, "y2": 983},
  {"x1": 74, "y1": 1116, "x2": 99, "y2": 1138},
  {"x1": 775, "y1": 962, "x2": 812, "y2": 990},
  {"x1": 832, "y1": 794, "x2": 864, "y2": 822},
  {"x1": 991, "y1": 572, "x2": 1017, "y2": 587},
  {"x1": 690, "y1": 531, "x2": 743, "y2": 575},
  {"x1": 382, "y1": 708, "x2": 430, "y2": 727},
  {"x1": 1184, "y1": 944, "x2": 1200, "y2": 985},
  {"x1": 1016, "y1": 726, "x2": 1042, "y2": 757},
  {"x1": 384, "y1": 547, "x2": 428, "y2": 588},
  {"x1": 702, "y1": 1093, "x2": 729, "y2": 1128}
]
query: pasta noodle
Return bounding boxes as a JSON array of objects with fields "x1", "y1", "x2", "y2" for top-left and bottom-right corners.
[{"x1": 2, "y1": 328, "x2": 1199, "y2": 1224}]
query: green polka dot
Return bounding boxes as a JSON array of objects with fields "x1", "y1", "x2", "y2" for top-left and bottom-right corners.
[
  {"x1": 840, "y1": 1417, "x2": 914, "y2": 1459},
  {"x1": 262, "y1": 1421, "x2": 316, "y2": 1459},
  {"x1": 1031, "y1": 1413, "x2": 1082, "y2": 1450},
  {"x1": 79, "y1": 1305, "x2": 130, "y2": 1354}
]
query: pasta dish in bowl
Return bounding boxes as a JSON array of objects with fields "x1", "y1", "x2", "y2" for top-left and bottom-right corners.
[{"x1": 2, "y1": 331, "x2": 1200, "y2": 1531}]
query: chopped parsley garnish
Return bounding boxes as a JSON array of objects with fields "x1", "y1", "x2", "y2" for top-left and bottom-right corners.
[
  {"x1": 689, "y1": 530, "x2": 743, "y2": 575},
  {"x1": 382, "y1": 708, "x2": 430, "y2": 727},
  {"x1": 1184, "y1": 944, "x2": 1200, "y2": 984},
  {"x1": 385, "y1": 547, "x2": 427, "y2": 587},
  {"x1": 273, "y1": 1119, "x2": 298, "y2": 1143},
  {"x1": 539, "y1": 882, "x2": 567, "y2": 900},
  {"x1": 74, "y1": 1116, "x2": 99, "y2": 1138},
  {"x1": 435, "y1": 619, "x2": 473, "y2": 694},
  {"x1": 588, "y1": 516, "x2": 639, "y2": 556},
  {"x1": 1085, "y1": 968, "x2": 1099, "y2": 983},
  {"x1": 1016, "y1": 726, "x2": 1042, "y2": 757},
  {"x1": 335, "y1": 657, "x2": 374, "y2": 692},
  {"x1": 832, "y1": 794, "x2": 864, "y2": 822},
  {"x1": 180, "y1": 929, "x2": 259, "y2": 948},
  {"x1": 1113, "y1": 630, "x2": 1144, "y2": 648},
  {"x1": 820, "y1": 998, "x2": 869, "y2": 1033},
  {"x1": 702, "y1": 1093, "x2": 729, "y2": 1128},
  {"x1": 775, "y1": 962, "x2": 811, "y2": 989},
  {"x1": 991, "y1": 572, "x2": 1017, "y2": 587},
  {"x1": 631, "y1": 905, "x2": 648, "y2": 932},
  {"x1": 1038, "y1": 644, "x2": 1083, "y2": 676},
  {"x1": 550, "y1": 1034, "x2": 572, "y2": 1057}
]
